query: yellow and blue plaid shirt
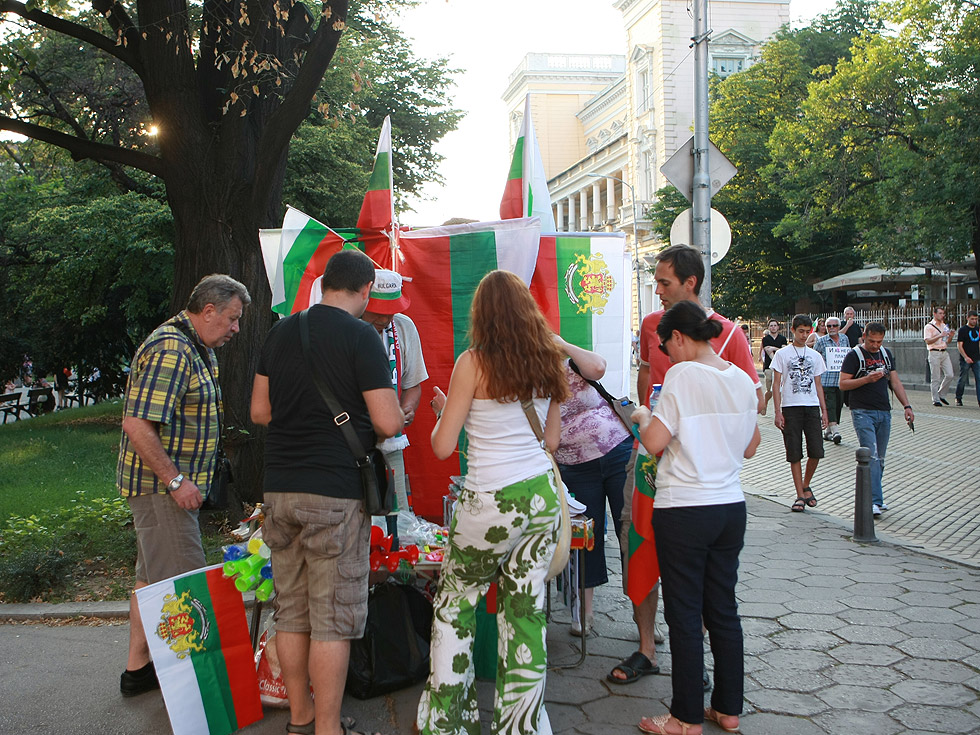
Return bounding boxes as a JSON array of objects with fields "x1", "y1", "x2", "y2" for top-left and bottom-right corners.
[{"x1": 117, "y1": 311, "x2": 221, "y2": 497}]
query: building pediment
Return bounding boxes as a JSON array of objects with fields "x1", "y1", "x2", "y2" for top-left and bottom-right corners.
[
  {"x1": 712, "y1": 29, "x2": 757, "y2": 48},
  {"x1": 630, "y1": 44, "x2": 654, "y2": 63}
]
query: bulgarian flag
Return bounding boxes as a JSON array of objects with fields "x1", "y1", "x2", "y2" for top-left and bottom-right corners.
[
  {"x1": 136, "y1": 565, "x2": 262, "y2": 735},
  {"x1": 627, "y1": 450, "x2": 660, "y2": 606},
  {"x1": 398, "y1": 217, "x2": 542, "y2": 518},
  {"x1": 270, "y1": 207, "x2": 353, "y2": 315},
  {"x1": 500, "y1": 94, "x2": 556, "y2": 230},
  {"x1": 357, "y1": 115, "x2": 396, "y2": 244},
  {"x1": 530, "y1": 232, "x2": 631, "y2": 396}
]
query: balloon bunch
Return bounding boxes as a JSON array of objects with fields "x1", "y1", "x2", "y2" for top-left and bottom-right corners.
[
  {"x1": 369, "y1": 525, "x2": 420, "y2": 573},
  {"x1": 223, "y1": 535, "x2": 275, "y2": 601}
]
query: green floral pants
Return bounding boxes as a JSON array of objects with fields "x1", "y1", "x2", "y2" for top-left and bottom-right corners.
[{"x1": 417, "y1": 471, "x2": 560, "y2": 735}]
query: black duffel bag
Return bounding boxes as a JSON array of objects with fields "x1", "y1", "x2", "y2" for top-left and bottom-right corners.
[{"x1": 346, "y1": 581, "x2": 433, "y2": 699}]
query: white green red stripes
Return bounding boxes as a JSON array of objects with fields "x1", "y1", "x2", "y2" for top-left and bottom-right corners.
[
  {"x1": 357, "y1": 115, "x2": 396, "y2": 239},
  {"x1": 136, "y1": 565, "x2": 262, "y2": 735},
  {"x1": 500, "y1": 95, "x2": 556, "y2": 230},
  {"x1": 271, "y1": 207, "x2": 352, "y2": 315}
]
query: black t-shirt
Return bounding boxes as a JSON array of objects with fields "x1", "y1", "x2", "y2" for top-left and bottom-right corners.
[
  {"x1": 958, "y1": 325, "x2": 980, "y2": 362},
  {"x1": 761, "y1": 333, "x2": 787, "y2": 370},
  {"x1": 843, "y1": 322, "x2": 863, "y2": 348},
  {"x1": 257, "y1": 304, "x2": 394, "y2": 497},
  {"x1": 840, "y1": 346, "x2": 893, "y2": 411}
]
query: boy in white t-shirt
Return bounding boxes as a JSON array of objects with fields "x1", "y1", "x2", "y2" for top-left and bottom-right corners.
[{"x1": 771, "y1": 314, "x2": 829, "y2": 513}]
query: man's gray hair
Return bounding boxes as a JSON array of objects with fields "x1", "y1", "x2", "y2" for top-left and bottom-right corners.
[
  {"x1": 825, "y1": 317, "x2": 841, "y2": 326},
  {"x1": 186, "y1": 274, "x2": 251, "y2": 313}
]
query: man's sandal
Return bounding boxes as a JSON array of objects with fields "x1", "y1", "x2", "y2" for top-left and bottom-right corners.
[
  {"x1": 638, "y1": 713, "x2": 701, "y2": 735},
  {"x1": 802, "y1": 487, "x2": 817, "y2": 507},
  {"x1": 287, "y1": 717, "x2": 365, "y2": 735},
  {"x1": 791, "y1": 498, "x2": 806, "y2": 512},
  {"x1": 704, "y1": 707, "x2": 740, "y2": 733},
  {"x1": 607, "y1": 650, "x2": 659, "y2": 684}
]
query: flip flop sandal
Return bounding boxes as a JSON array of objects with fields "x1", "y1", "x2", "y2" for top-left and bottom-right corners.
[
  {"x1": 638, "y1": 713, "x2": 700, "y2": 735},
  {"x1": 607, "y1": 650, "x2": 660, "y2": 684},
  {"x1": 287, "y1": 717, "x2": 359, "y2": 735},
  {"x1": 803, "y1": 487, "x2": 817, "y2": 507},
  {"x1": 704, "y1": 707, "x2": 740, "y2": 733},
  {"x1": 791, "y1": 498, "x2": 806, "y2": 512}
]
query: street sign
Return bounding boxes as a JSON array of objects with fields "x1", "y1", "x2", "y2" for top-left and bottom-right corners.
[
  {"x1": 660, "y1": 136, "x2": 738, "y2": 203},
  {"x1": 669, "y1": 207, "x2": 732, "y2": 265}
]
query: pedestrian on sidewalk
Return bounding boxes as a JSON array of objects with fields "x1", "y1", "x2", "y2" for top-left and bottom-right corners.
[
  {"x1": 631, "y1": 300, "x2": 760, "y2": 735},
  {"x1": 771, "y1": 314, "x2": 829, "y2": 513},
  {"x1": 924, "y1": 305, "x2": 954, "y2": 406},
  {"x1": 814, "y1": 317, "x2": 850, "y2": 443},
  {"x1": 417, "y1": 270, "x2": 568, "y2": 735},
  {"x1": 842, "y1": 305, "x2": 864, "y2": 348},
  {"x1": 840, "y1": 323, "x2": 915, "y2": 517},
  {"x1": 760, "y1": 318, "x2": 787, "y2": 416},
  {"x1": 955, "y1": 310, "x2": 979, "y2": 407}
]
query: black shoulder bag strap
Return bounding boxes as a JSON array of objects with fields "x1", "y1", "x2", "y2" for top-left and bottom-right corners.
[
  {"x1": 298, "y1": 309, "x2": 372, "y2": 471},
  {"x1": 568, "y1": 358, "x2": 621, "y2": 406}
]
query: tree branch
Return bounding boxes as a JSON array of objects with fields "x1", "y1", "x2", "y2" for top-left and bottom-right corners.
[
  {"x1": 0, "y1": 115, "x2": 166, "y2": 178},
  {"x1": 251, "y1": 0, "x2": 348, "y2": 210},
  {"x1": 1, "y1": 0, "x2": 143, "y2": 77}
]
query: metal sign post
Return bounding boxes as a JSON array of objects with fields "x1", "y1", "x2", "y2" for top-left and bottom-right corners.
[{"x1": 692, "y1": 0, "x2": 712, "y2": 308}]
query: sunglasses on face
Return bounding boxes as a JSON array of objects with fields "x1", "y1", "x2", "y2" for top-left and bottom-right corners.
[{"x1": 658, "y1": 331, "x2": 674, "y2": 356}]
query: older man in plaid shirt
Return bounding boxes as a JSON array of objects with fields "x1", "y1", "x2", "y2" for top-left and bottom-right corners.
[
  {"x1": 117, "y1": 274, "x2": 250, "y2": 697},
  {"x1": 814, "y1": 316, "x2": 850, "y2": 443}
]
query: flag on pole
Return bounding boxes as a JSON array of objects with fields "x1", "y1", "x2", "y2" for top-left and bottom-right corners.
[
  {"x1": 136, "y1": 565, "x2": 262, "y2": 735},
  {"x1": 500, "y1": 95, "x2": 556, "y2": 230},
  {"x1": 530, "y1": 233, "x2": 631, "y2": 396},
  {"x1": 357, "y1": 115, "x2": 396, "y2": 238},
  {"x1": 398, "y1": 217, "x2": 542, "y2": 518},
  {"x1": 270, "y1": 207, "x2": 352, "y2": 315}
]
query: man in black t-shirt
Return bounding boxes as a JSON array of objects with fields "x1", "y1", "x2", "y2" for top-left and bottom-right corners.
[
  {"x1": 842, "y1": 306, "x2": 864, "y2": 349},
  {"x1": 955, "y1": 310, "x2": 980, "y2": 407},
  {"x1": 839, "y1": 323, "x2": 914, "y2": 518},
  {"x1": 760, "y1": 318, "x2": 787, "y2": 415},
  {"x1": 250, "y1": 249, "x2": 404, "y2": 735}
]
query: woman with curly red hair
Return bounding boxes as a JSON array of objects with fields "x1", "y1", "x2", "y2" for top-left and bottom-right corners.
[{"x1": 417, "y1": 269, "x2": 569, "y2": 735}]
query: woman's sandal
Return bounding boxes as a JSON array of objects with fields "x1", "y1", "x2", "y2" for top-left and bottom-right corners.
[
  {"x1": 638, "y1": 713, "x2": 701, "y2": 735},
  {"x1": 287, "y1": 717, "x2": 368, "y2": 735},
  {"x1": 803, "y1": 486, "x2": 817, "y2": 507},
  {"x1": 704, "y1": 707, "x2": 740, "y2": 733},
  {"x1": 791, "y1": 497, "x2": 806, "y2": 512}
]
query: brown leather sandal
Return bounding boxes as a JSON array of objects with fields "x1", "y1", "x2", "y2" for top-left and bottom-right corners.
[{"x1": 704, "y1": 707, "x2": 740, "y2": 733}]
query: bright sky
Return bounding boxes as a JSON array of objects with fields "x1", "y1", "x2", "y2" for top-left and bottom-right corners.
[{"x1": 397, "y1": 0, "x2": 838, "y2": 227}]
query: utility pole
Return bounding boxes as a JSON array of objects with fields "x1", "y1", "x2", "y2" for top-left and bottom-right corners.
[{"x1": 692, "y1": 0, "x2": 712, "y2": 308}]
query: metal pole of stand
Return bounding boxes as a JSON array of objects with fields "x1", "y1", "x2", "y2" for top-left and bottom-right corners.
[{"x1": 853, "y1": 447, "x2": 878, "y2": 543}]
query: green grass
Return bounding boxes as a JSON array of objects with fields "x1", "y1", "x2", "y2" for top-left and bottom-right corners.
[
  {"x1": 0, "y1": 400, "x2": 123, "y2": 520},
  {"x1": 0, "y1": 402, "x2": 236, "y2": 602}
]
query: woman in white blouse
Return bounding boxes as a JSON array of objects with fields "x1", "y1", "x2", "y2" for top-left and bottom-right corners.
[{"x1": 631, "y1": 300, "x2": 761, "y2": 735}]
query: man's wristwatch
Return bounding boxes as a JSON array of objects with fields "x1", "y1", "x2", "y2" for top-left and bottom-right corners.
[{"x1": 166, "y1": 473, "x2": 185, "y2": 492}]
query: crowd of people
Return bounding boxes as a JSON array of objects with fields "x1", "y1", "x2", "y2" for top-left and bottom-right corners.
[{"x1": 110, "y1": 248, "x2": 973, "y2": 735}]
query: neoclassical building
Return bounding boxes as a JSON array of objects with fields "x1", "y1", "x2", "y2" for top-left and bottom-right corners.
[{"x1": 503, "y1": 0, "x2": 790, "y2": 319}]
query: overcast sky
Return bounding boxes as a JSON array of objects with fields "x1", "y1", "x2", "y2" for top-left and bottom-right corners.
[{"x1": 396, "y1": 0, "x2": 838, "y2": 227}]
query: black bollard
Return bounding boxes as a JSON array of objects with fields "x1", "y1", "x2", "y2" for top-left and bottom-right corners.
[{"x1": 853, "y1": 447, "x2": 878, "y2": 543}]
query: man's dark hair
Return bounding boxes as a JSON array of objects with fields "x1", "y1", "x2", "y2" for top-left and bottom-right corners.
[
  {"x1": 969, "y1": 310, "x2": 978, "y2": 318},
  {"x1": 791, "y1": 314, "x2": 812, "y2": 330},
  {"x1": 767, "y1": 318, "x2": 780, "y2": 326},
  {"x1": 655, "y1": 244, "x2": 704, "y2": 294},
  {"x1": 322, "y1": 249, "x2": 375, "y2": 293},
  {"x1": 933, "y1": 305, "x2": 946, "y2": 314},
  {"x1": 865, "y1": 322, "x2": 887, "y2": 336},
  {"x1": 186, "y1": 274, "x2": 251, "y2": 313}
]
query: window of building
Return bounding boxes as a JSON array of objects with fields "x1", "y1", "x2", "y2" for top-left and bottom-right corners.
[
  {"x1": 712, "y1": 56, "x2": 745, "y2": 77},
  {"x1": 636, "y1": 69, "x2": 650, "y2": 112}
]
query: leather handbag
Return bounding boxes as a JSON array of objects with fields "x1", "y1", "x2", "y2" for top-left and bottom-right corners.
[
  {"x1": 521, "y1": 400, "x2": 570, "y2": 580},
  {"x1": 568, "y1": 359, "x2": 637, "y2": 434},
  {"x1": 299, "y1": 309, "x2": 395, "y2": 515}
]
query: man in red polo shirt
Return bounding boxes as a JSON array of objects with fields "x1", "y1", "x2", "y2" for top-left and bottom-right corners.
[{"x1": 609, "y1": 244, "x2": 762, "y2": 687}]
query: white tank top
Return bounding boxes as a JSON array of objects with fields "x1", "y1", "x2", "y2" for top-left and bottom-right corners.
[{"x1": 463, "y1": 397, "x2": 552, "y2": 492}]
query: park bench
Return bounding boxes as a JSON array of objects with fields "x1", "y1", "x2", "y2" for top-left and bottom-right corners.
[
  {"x1": 24, "y1": 387, "x2": 55, "y2": 417},
  {"x1": 1, "y1": 392, "x2": 25, "y2": 423}
]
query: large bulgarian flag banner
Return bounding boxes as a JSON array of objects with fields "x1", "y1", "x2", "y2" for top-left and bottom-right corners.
[
  {"x1": 500, "y1": 94, "x2": 556, "y2": 230},
  {"x1": 530, "y1": 232, "x2": 631, "y2": 397},
  {"x1": 136, "y1": 565, "x2": 262, "y2": 735},
  {"x1": 398, "y1": 217, "x2": 542, "y2": 518}
]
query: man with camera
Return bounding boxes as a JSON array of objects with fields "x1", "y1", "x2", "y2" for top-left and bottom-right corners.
[{"x1": 839, "y1": 323, "x2": 915, "y2": 518}]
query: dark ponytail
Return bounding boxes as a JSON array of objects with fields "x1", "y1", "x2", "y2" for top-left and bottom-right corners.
[{"x1": 656, "y1": 301, "x2": 723, "y2": 344}]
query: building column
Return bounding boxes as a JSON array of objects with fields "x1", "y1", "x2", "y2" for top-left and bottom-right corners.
[
  {"x1": 567, "y1": 195, "x2": 576, "y2": 234},
  {"x1": 555, "y1": 199, "x2": 565, "y2": 232},
  {"x1": 592, "y1": 181, "x2": 602, "y2": 227},
  {"x1": 579, "y1": 189, "x2": 588, "y2": 231},
  {"x1": 605, "y1": 176, "x2": 617, "y2": 222}
]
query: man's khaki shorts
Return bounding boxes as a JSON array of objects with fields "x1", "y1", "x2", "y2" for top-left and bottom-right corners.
[
  {"x1": 764, "y1": 367, "x2": 775, "y2": 393},
  {"x1": 129, "y1": 492, "x2": 206, "y2": 584},
  {"x1": 262, "y1": 493, "x2": 371, "y2": 642}
]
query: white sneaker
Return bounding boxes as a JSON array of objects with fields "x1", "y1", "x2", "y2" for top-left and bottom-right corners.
[
  {"x1": 872, "y1": 504, "x2": 882, "y2": 517},
  {"x1": 879, "y1": 503, "x2": 889, "y2": 511}
]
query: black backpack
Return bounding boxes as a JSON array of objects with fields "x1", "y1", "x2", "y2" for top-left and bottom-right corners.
[{"x1": 842, "y1": 345, "x2": 893, "y2": 407}]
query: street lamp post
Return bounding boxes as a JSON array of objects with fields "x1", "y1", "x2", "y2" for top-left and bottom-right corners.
[{"x1": 586, "y1": 172, "x2": 644, "y2": 323}]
